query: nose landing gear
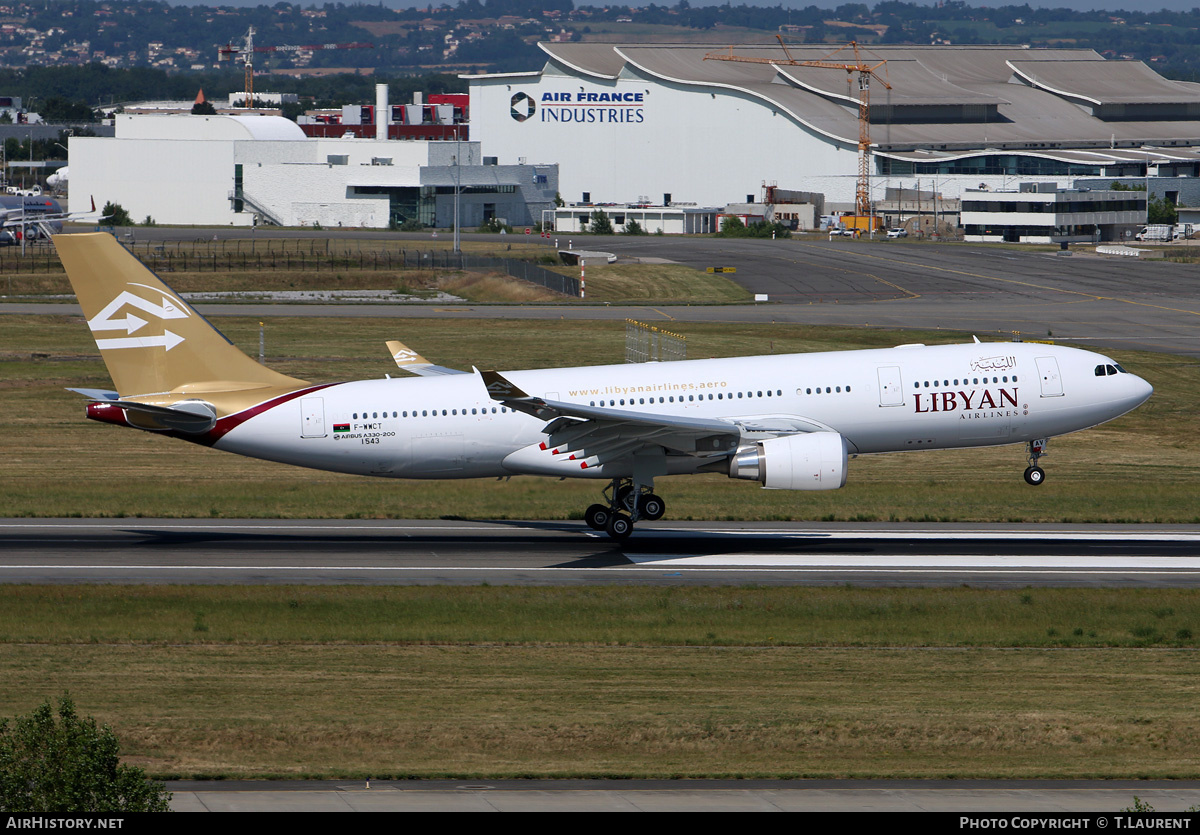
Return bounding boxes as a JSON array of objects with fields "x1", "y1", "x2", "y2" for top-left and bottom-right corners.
[
  {"x1": 583, "y1": 477, "x2": 666, "y2": 542},
  {"x1": 1023, "y1": 438, "x2": 1048, "y2": 485}
]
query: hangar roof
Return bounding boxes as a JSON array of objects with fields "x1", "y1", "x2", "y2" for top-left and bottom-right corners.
[
  {"x1": 522, "y1": 42, "x2": 1200, "y2": 154},
  {"x1": 1007, "y1": 59, "x2": 1200, "y2": 105}
]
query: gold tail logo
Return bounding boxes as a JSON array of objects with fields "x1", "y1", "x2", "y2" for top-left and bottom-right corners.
[{"x1": 55, "y1": 232, "x2": 306, "y2": 403}]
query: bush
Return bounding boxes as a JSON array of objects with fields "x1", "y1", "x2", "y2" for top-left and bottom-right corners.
[
  {"x1": 0, "y1": 694, "x2": 172, "y2": 813},
  {"x1": 589, "y1": 209, "x2": 613, "y2": 235},
  {"x1": 101, "y1": 201, "x2": 131, "y2": 227},
  {"x1": 477, "y1": 218, "x2": 511, "y2": 233},
  {"x1": 717, "y1": 217, "x2": 791, "y2": 239},
  {"x1": 623, "y1": 218, "x2": 647, "y2": 235}
]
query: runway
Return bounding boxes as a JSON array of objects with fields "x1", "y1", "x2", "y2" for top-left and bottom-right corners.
[
  {"x1": 4, "y1": 519, "x2": 1199, "y2": 587},
  {"x1": 163, "y1": 778, "x2": 1200, "y2": 813}
]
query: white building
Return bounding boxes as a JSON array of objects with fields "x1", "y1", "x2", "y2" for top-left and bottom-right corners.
[
  {"x1": 960, "y1": 183, "x2": 1146, "y2": 243},
  {"x1": 69, "y1": 113, "x2": 556, "y2": 228},
  {"x1": 467, "y1": 43, "x2": 1200, "y2": 213}
]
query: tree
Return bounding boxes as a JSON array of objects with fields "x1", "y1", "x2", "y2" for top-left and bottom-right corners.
[
  {"x1": 101, "y1": 202, "x2": 132, "y2": 227},
  {"x1": 623, "y1": 218, "x2": 647, "y2": 235},
  {"x1": 0, "y1": 694, "x2": 171, "y2": 813},
  {"x1": 589, "y1": 209, "x2": 613, "y2": 235},
  {"x1": 191, "y1": 100, "x2": 216, "y2": 116},
  {"x1": 1148, "y1": 193, "x2": 1178, "y2": 225}
]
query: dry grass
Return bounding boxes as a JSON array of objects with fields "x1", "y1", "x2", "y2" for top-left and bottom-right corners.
[
  {"x1": 437, "y1": 271, "x2": 565, "y2": 303},
  {"x1": 1, "y1": 643, "x2": 1196, "y2": 778},
  {"x1": 2, "y1": 315, "x2": 1197, "y2": 521},
  {"x1": 548, "y1": 262, "x2": 753, "y2": 303}
]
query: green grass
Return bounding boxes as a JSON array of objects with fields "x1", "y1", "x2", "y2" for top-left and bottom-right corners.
[
  {"x1": 2, "y1": 586, "x2": 1196, "y2": 648},
  {"x1": 1, "y1": 586, "x2": 1198, "y2": 779}
]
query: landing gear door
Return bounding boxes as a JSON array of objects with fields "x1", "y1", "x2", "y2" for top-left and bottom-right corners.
[
  {"x1": 301, "y1": 397, "x2": 326, "y2": 438},
  {"x1": 1035, "y1": 356, "x2": 1064, "y2": 397},
  {"x1": 877, "y1": 366, "x2": 904, "y2": 407}
]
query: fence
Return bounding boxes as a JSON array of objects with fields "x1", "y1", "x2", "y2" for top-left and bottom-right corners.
[
  {"x1": 625, "y1": 319, "x2": 687, "y2": 363},
  {"x1": 0, "y1": 239, "x2": 578, "y2": 296}
]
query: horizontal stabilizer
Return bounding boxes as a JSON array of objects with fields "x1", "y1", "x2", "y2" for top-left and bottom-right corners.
[
  {"x1": 385, "y1": 339, "x2": 466, "y2": 377},
  {"x1": 66, "y1": 387, "x2": 119, "y2": 401}
]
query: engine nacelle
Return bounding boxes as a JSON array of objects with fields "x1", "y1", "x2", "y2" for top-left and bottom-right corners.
[{"x1": 728, "y1": 432, "x2": 848, "y2": 491}]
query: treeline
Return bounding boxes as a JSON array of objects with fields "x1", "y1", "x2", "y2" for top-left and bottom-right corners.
[{"x1": 1, "y1": 65, "x2": 466, "y2": 120}]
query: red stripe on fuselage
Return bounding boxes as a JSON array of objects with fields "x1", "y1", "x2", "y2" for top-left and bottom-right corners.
[{"x1": 195, "y1": 383, "x2": 339, "y2": 446}]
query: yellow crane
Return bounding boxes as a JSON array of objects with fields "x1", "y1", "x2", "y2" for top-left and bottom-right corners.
[{"x1": 706, "y1": 37, "x2": 890, "y2": 227}]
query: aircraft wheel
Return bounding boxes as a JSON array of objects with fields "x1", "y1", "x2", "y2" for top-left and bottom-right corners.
[
  {"x1": 1023, "y1": 466, "x2": 1045, "y2": 486},
  {"x1": 639, "y1": 493, "x2": 665, "y2": 521},
  {"x1": 605, "y1": 513, "x2": 633, "y2": 542},
  {"x1": 584, "y1": 503, "x2": 610, "y2": 531}
]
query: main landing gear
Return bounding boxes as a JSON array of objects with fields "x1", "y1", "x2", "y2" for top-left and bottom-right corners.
[
  {"x1": 584, "y1": 478, "x2": 665, "y2": 542},
  {"x1": 1023, "y1": 438, "x2": 1048, "y2": 486}
]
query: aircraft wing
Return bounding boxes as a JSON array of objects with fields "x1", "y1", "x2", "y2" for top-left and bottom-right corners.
[
  {"x1": 385, "y1": 340, "x2": 468, "y2": 377},
  {"x1": 480, "y1": 369, "x2": 741, "y2": 460}
]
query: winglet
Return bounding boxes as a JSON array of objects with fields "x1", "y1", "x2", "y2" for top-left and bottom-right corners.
[
  {"x1": 385, "y1": 339, "x2": 468, "y2": 377},
  {"x1": 386, "y1": 339, "x2": 434, "y2": 371}
]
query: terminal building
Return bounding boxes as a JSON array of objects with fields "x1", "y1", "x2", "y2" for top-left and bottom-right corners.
[{"x1": 467, "y1": 43, "x2": 1200, "y2": 224}]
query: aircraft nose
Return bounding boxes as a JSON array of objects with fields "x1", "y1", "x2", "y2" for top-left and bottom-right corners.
[{"x1": 1122, "y1": 374, "x2": 1153, "y2": 412}]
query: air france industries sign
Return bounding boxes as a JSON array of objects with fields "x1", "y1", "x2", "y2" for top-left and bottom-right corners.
[{"x1": 510, "y1": 91, "x2": 646, "y2": 124}]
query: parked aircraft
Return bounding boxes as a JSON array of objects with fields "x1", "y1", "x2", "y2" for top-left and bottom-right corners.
[
  {"x1": 56, "y1": 232, "x2": 1153, "y2": 540},
  {"x1": 0, "y1": 194, "x2": 93, "y2": 245}
]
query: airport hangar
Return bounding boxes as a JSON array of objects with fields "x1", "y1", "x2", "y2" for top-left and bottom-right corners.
[
  {"x1": 68, "y1": 109, "x2": 558, "y2": 230},
  {"x1": 467, "y1": 42, "x2": 1200, "y2": 235}
]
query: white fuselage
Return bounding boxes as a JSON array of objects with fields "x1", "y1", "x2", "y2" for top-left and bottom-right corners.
[{"x1": 213, "y1": 341, "x2": 1152, "y2": 482}]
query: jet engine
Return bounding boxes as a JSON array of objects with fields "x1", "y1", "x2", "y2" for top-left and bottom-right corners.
[{"x1": 728, "y1": 432, "x2": 848, "y2": 490}]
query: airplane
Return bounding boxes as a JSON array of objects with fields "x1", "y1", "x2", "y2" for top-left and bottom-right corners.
[
  {"x1": 55, "y1": 232, "x2": 1154, "y2": 541},
  {"x1": 0, "y1": 194, "x2": 95, "y2": 245}
]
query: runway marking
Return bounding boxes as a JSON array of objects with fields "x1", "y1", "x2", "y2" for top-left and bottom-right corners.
[
  {"x1": 3, "y1": 565, "x2": 1200, "y2": 579},
  {"x1": 625, "y1": 554, "x2": 1200, "y2": 568}
]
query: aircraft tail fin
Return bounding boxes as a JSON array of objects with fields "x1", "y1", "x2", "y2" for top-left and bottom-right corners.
[{"x1": 54, "y1": 233, "x2": 306, "y2": 399}]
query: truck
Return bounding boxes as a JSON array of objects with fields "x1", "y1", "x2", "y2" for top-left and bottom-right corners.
[{"x1": 1135, "y1": 225, "x2": 1174, "y2": 242}]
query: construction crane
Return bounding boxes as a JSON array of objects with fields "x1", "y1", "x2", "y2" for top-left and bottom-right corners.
[
  {"x1": 706, "y1": 37, "x2": 890, "y2": 226},
  {"x1": 218, "y1": 27, "x2": 374, "y2": 103}
]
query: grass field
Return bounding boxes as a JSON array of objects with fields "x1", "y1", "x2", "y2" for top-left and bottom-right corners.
[
  {"x1": 1, "y1": 586, "x2": 1198, "y2": 779},
  {"x1": 3, "y1": 309, "x2": 1199, "y2": 779},
  {"x1": 2, "y1": 314, "x2": 1197, "y2": 522}
]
